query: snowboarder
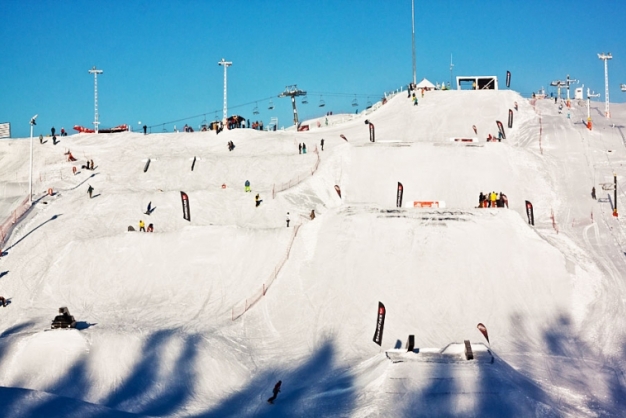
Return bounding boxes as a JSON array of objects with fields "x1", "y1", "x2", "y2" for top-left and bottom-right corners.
[
  {"x1": 302, "y1": 143, "x2": 307, "y2": 154},
  {"x1": 267, "y1": 380, "x2": 282, "y2": 404},
  {"x1": 310, "y1": 209, "x2": 316, "y2": 220},
  {"x1": 143, "y1": 125, "x2": 147, "y2": 135},
  {"x1": 286, "y1": 212, "x2": 290, "y2": 227},
  {"x1": 147, "y1": 223, "x2": 154, "y2": 232},
  {"x1": 592, "y1": 187, "x2": 596, "y2": 200},
  {"x1": 244, "y1": 180, "x2": 251, "y2": 193},
  {"x1": 298, "y1": 143, "x2": 302, "y2": 154},
  {"x1": 321, "y1": 138, "x2": 325, "y2": 151},
  {"x1": 139, "y1": 220, "x2": 145, "y2": 232},
  {"x1": 146, "y1": 202, "x2": 152, "y2": 215},
  {"x1": 255, "y1": 194, "x2": 262, "y2": 207},
  {"x1": 87, "y1": 185, "x2": 94, "y2": 199}
]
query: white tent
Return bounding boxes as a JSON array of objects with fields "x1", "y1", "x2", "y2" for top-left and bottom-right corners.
[{"x1": 415, "y1": 78, "x2": 435, "y2": 88}]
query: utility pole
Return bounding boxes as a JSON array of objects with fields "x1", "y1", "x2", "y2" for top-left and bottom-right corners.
[
  {"x1": 218, "y1": 58, "x2": 232, "y2": 122},
  {"x1": 450, "y1": 54, "x2": 454, "y2": 88},
  {"x1": 29, "y1": 115, "x2": 38, "y2": 202},
  {"x1": 411, "y1": 0, "x2": 416, "y2": 85},
  {"x1": 598, "y1": 53, "x2": 612, "y2": 118},
  {"x1": 278, "y1": 85, "x2": 307, "y2": 126},
  {"x1": 88, "y1": 66, "x2": 103, "y2": 133}
]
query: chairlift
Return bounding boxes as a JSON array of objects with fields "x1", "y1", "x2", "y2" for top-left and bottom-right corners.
[
  {"x1": 201, "y1": 114, "x2": 208, "y2": 126},
  {"x1": 253, "y1": 102, "x2": 260, "y2": 115},
  {"x1": 621, "y1": 84, "x2": 626, "y2": 92},
  {"x1": 351, "y1": 95, "x2": 358, "y2": 107},
  {"x1": 366, "y1": 96, "x2": 372, "y2": 109},
  {"x1": 302, "y1": 95, "x2": 309, "y2": 104},
  {"x1": 319, "y1": 95, "x2": 325, "y2": 107},
  {"x1": 162, "y1": 126, "x2": 168, "y2": 132},
  {"x1": 268, "y1": 99, "x2": 274, "y2": 110}
]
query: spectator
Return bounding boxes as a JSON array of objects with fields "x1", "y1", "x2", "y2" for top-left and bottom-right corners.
[
  {"x1": 139, "y1": 220, "x2": 145, "y2": 232},
  {"x1": 321, "y1": 138, "x2": 325, "y2": 151}
]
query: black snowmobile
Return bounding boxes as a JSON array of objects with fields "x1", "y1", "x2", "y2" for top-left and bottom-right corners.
[{"x1": 51, "y1": 307, "x2": 77, "y2": 329}]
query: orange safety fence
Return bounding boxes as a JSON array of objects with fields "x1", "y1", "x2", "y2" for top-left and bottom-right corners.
[{"x1": 0, "y1": 196, "x2": 31, "y2": 252}]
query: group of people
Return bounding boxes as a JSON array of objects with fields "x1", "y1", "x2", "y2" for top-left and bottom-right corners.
[
  {"x1": 478, "y1": 191, "x2": 508, "y2": 208},
  {"x1": 298, "y1": 143, "x2": 307, "y2": 154},
  {"x1": 251, "y1": 121, "x2": 264, "y2": 130},
  {"x1": 138, "y1": 220, "x2": 154, "y2": 232},
  {"x1": 51, "y1": 127, "x2": 67, "y2": 137},
  {"x1": 486, "y1": 132, "x2": 502, "y2": 142}
]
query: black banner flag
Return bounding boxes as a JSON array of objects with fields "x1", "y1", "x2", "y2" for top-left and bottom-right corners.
[
  {"x1": 525, "y1": 200, "x2": 534, "y2": 226},
  {"x1": 506, "y1": 71, "x2": 511, "y2": 88},
  {"x1": 143, "y1": 159, "x2": 151, "y2": 173},
  {"x1": 191, "y1": 156, "x2": 197, "y2": 171},
  {"x1": 373, "y1": 302, "x2": 386, "y2": 346},
  {"x1": 181, "y1": 191, "x2": 191, "y2": 222},
  {"x1": 396, "y1": 182, "x2": 403, "y2": 208},
  {"x1": 496, "y1": 121, "x2": 506, "y2": 140},
  {"x1": 369, "y1": 123, "x2": 375, "y2": 142},
  {"x1": 508, "y1": 109, "x2": 514, "y2": 129}
]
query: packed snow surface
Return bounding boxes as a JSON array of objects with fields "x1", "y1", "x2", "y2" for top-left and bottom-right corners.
[{"x1": 1, "y1": 90, "x2": 626, "y2": 417}]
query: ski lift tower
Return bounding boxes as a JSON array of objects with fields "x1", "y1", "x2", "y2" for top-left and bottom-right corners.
[
  {"x1": 278, "y1": 85, "x2": 307, "y2": 125},
  {"x1": 218, "y1": 58, "x2": 232, "y2": 122},
  {"x1": 598, "y1": 53, "x2": 612, "y2": 118},
  {"x1": 88, "y1": 66, "x2": 103, "y2": 133}
]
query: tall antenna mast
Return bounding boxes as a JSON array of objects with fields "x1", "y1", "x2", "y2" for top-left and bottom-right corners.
[
  {"x1": 450, "y1": 54, "x2": 454, "y2": 87},
  {"x1": 88, "y1": 66, "x2": 103, "y2": 133},
  {"x1": 218, "y1": 58, "x2": 232, "y2": 121},
  {"x1": 411, "y1": 0, "x2": 416, "y2": 85},
  {"x1": 598, "y1": 52, "x2": 612, "y2": 118}
]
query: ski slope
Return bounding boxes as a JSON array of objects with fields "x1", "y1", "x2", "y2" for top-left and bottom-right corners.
[{"x1": 0, "y1": 90, "x2": 625, "y2": 417}]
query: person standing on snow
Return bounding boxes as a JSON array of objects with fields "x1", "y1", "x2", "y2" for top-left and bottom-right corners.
[
  {"x1": 255, "y1": 194, "x2": 262, "y2": 207},
  {"x1": 244, "y1": 180, "x2": 251, "y2": 193},
  {"x1": 489, "y1": 191, "x2": 497, "y2": 208},
  {"x1": 87, "y1": 185, "x2": 94, "y2": 199},
  {"x1": 302, "y1": 143, "x2": 307, "y2": 154},
  {"x1": 286, "y1": 212, "x2": 290, "y2": 227},
  {"x1": 298, "y1": 143, "x2": 302, "y2": 154},
  {"x1": 320, "y1": 138, "x2": 325, "y2": 151},
  {"x1": 39, "y1": 134, "x2": 43, "y2": 144},
  {"x1": 51, "y1": 127, "x2": 56, "y2": 136},
  {"x1": 139, "y1": 220, "x2": 145, "y2": 232},
  {"x1": 267, "y1": 380, "x2": 282, "y2": 404}
]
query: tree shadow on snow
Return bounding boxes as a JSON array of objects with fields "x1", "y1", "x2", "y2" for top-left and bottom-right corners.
[
  {"x1": 194, "y1": 338, "x2": 355, "y2": 418},
  {"x1": 0, "y1": 271, "x2": 8, "y2": 279}
]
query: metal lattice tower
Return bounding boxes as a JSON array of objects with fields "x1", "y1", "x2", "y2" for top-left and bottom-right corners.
[
  {"x1": 218, "y1": 58, "x2": 232, "y2": 121},
  {"x1": 88, "y1": 66, "x2": 103, "y2": 133},
  {"x1": 278, "y1": 85, "x2": 307, "y2": 125},
  {"x1": 598, "y1": 53, "x2": 612, "y2": 118}
]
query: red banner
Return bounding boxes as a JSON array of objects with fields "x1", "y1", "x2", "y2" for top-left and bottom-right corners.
[
  {"x1": 373, "y1": 302, "x2": 386, "y2": 346},
  {"x1": 477, "y1": 323, "x2": 489, "y2": 344},
  {"x1": 181, "y1": 191, "x2": 190, "y2": 222}
]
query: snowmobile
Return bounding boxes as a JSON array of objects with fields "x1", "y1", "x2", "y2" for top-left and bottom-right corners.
[{"x1": 51, "y1": 307, "x2": 77, "y2": 329}]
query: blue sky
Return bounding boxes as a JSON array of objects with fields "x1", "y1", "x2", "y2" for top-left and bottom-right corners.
[{"x1": 1, "y1": 0, "x2": 625, "y2": 138}]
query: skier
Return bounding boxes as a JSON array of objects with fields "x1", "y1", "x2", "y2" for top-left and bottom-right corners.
[
  {"x1": 143, "y1": 125, "x2": 147, "y2": 135},
  {"x1": 267, "y1": 380, "x2": 282, "y2": 404},
  {"x1": 147, "y1": 223, "x2": 154, "y2": 233},
  {"x1": 320, "y1": 138, "x2": 325, "y2": 151},
  {"x1": 298, "y1": 143, "x2": 302, "y2": 154},
  {"x1": 413, "y1": 96, "x2": 418, "y2": 106},
  {"x1": 139, "y1": 220, "x2": 145, "y2": 232},
  {"x1": 286, "y1": 212, "x2": 290, "y2": 227},
  {"x1": 87, "y1": 185, "x2": 94, "y2": 199},
  {"x1": 245, "y1": 180, "x2": 251, "y2": 193},
  {"x1": 591, "y1": 187, "x2": 596, "y2": 200},
  {"x1": 302, "y1": 143, "x2": 307, "y2": 154},
  {"x1": 255, "y1": 194, "x2": 262, "y2": 207},
  {"x1": 310, "y1": 209, "x2": 316, "y2": 220}
]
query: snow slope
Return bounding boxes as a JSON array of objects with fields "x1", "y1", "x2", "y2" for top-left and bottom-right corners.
[{"x1": 0, "y1": 90, "x2": 625, "y2": 417}]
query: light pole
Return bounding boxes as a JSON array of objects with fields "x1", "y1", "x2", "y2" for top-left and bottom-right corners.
[
  {"x1": 218, "y1": 58, "x2": 232, "y2": 122},
  {"x1": 88, "y1": 66, "x2": 103, "y2": 133},
  {"x1": 598, "y1": 53, "x2": 612, "y2": 118},
  {"x1": 411, "y1": 0, "x2": 416, "y2": 85},
  {"x1": 29, "y1": 114, "x2": 38, "y2": 202}
]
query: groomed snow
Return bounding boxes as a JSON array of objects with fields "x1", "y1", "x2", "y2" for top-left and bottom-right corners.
[{"x1": 1, "y1": 89, "x2": 626, "y2": 417}]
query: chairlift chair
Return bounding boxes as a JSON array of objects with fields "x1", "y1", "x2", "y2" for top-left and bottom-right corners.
[
  {"x1": 253, "y1": 103, "x2": 260, "y2": 115},
  {"x1": 268, "y1": 99, "x2": 274, "y2": 110},
  {"x1": 366, "y1": 96, "x2": 372, "y2": 109},
  {"x1": 621, "y1": 84, "x2": 626, "y2": 92},
  {"x1": 319, "y1": 95, "x2": 325, "y2": 107},
  {"x1": 302, "y1": 95, "x2": 309, "y2": 104},
  {"x1": 351, "y1": 95, "x2": 358, "y2": 107},
  {"x1": 200, "y1": 115, "x2": 208, "y2": 129}
]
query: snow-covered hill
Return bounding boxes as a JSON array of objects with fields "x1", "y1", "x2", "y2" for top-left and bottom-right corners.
[{"x1": 1, "y1": 90, "x2": 625, "y2": 417}]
